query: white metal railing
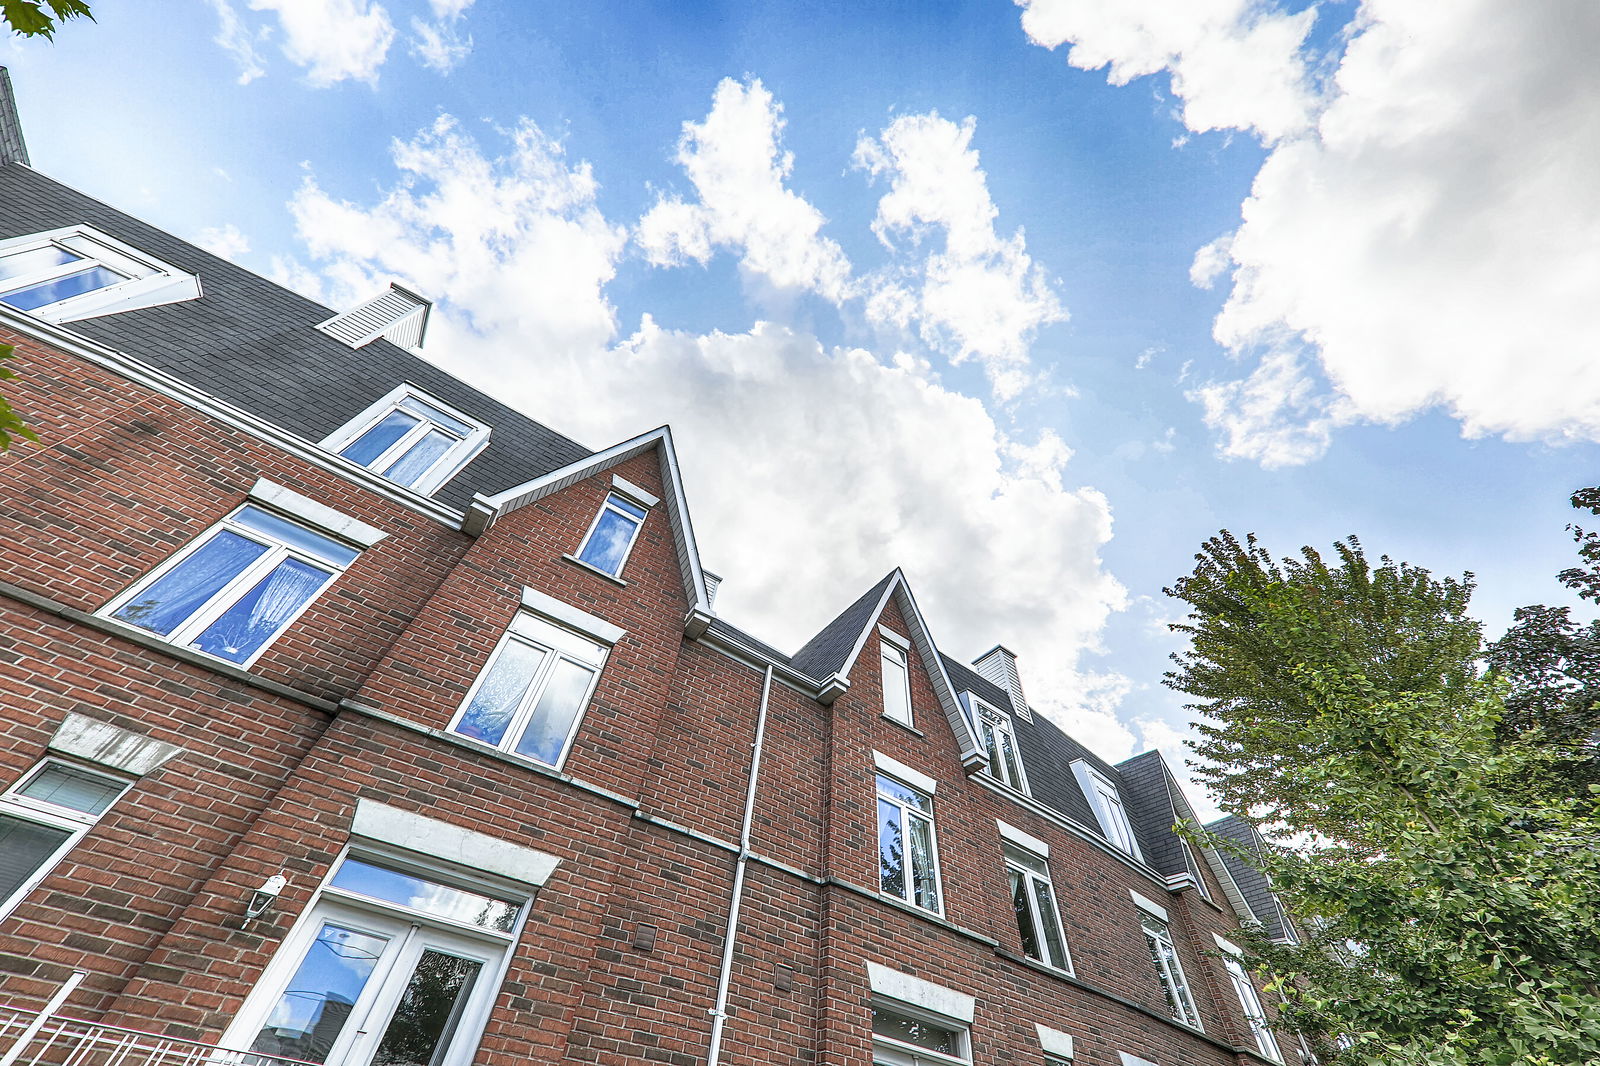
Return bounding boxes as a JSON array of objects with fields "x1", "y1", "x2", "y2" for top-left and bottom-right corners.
[{"x1": 1, "y1": 979, "x2": 312, "y2": 1066}]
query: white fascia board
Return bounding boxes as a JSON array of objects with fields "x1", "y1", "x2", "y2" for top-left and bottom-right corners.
[
  {"x1": 997, "y1": 819, "x2": 1050, "y2": 858},
  {"x1": 1130, "y1": 889, "x2": 1170, "y2": 922},
  {"x1": 873, "y1": 751, "x2": 937, "y2": 795},
  {"x1": 0, "y1": 305, "x2": 467, "y2": 529},
  {"x1": 249, "y1": 478, "x2": 389, "y2": 547},
  {"x1": 887, "y1": 577, "x2": 987, "y2": 770},
  {"x1": 49, "y1": 712, "x2": 182, "y2": 776},
  {"x1": 521, "y1": 586, "x2": 626, "y2": 646},
  {"x1": 832, "y1": 574, "x2": 901, "y2": 684},
  {"x1": 352, "y1": 799, "x2": 561, "y2": 888},
  {"x1": 1035, "y1": 1024, "x2": 1075, "y2": 1059},
  {"x1": 466, "y1": 426, "x2": 711, "y2": 620},
  {"x1": 865, "y1": 962, "x2": 975, "y2": 1023},
  {"x1": 610, "y1": 473, "x2": 660, "y2": 508}
]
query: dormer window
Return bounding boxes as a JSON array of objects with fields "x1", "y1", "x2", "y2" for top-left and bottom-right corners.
[
  {"x1": 1072, "y1": 760, "x2": 1142, "y2": 859},
  {"x1": 323, "y1": 385, "x2": 489, "y2": 495},
  {"x1": 972, "y1": 696, "x2": 1027, "y2": 793},
  {"x1": 879, "y1": 629, "x2": 913, "y2": 727},
  {"x1": 0, "y1": 226, "x2": 200, "y2": 323}
]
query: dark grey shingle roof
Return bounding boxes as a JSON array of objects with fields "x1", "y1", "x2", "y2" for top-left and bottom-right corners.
[
  {"x1": 789, "y1": 571, "x2": 897, "y2": 679},
  {"x1": 704, "y1": 617, "x2": 793, "y2": 667},
  {"x1": 1116, "y1": 750, "x2": 1189, "y2": 879},
  {"x1": 1207, "y1": 815, "x2": 1292, "y2": 939},
  {"x1": 0, "y1": 163, "x2": 592, "y2": 510}
]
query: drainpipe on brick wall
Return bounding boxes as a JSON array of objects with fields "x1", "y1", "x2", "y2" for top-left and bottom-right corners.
[{"x1": 705, "y1": 664, "x2": 774, "y2": 1065}]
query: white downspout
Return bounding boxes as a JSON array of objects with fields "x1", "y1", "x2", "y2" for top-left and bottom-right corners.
[{"x1": 706, "y1": 664, "x2": 773, "y2": 1065}]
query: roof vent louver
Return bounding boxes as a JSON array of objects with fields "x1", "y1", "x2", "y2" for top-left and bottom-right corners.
[
  {"x1": 316, "y1": 283, "x2": 432, "y2": 350},
  {"x1": 973, "y1": 644, "x2": 1032, "y2": 721}
]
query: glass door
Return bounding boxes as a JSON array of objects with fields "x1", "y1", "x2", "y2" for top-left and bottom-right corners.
[{"x1": 233, "y1": 902, "x2": 504, "y2": 1066}]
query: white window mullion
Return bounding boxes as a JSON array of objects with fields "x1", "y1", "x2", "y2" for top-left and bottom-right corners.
[{"x1": 162, "y1": 543, "x2": 291, "y2": 648}]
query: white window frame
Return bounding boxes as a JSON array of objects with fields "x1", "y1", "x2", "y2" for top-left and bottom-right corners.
[
  {"x1": 0, "y1": 759, "x2": 133, "y2": 920},
  {"x1": 1003, "y1": 841, "x2": 1073, "y2": 973},
  {"x1": 1217, "y1": 937, "x2": 1283, "y2": 1062},
  {"x1": 321, "y1": 384, "x2": 491, "y2": 496},
  {"x1": 875, "y1": 769, "x2": 944, "y2": 915},
  {"x1": 1140, "y1": 911, "x2": 1202, "y2": 1029},
  {"x1": 870, "y1": 1000, "x2": 972, "y2": 1066},
  {"x1": 880, "y1": 638, "x2": 914, "y2": 726},
  {"x1": 1179, "y1": 837, "x2": 1214, "y2": 902},
  {"x1": 0, "y1": 225, "x2": 200, "y2": 323},
  {"x1": 447, "y1": 609, "x2": 613, "y2": 771},
  {"x1": 220, "y1": 847, "x2": 528, "y2": 1066},
  {"x1": 1071, "y1": 760, "x2": 1142, "y2": 860},
  {"x1": 99, "y1": 503, "x2": 361, "y2": 669},
  {"x1": 572, "y1": 489, "x2": 651, "y2": 578},
  {"x1": 973, "y1": 695, "x2": 1028, "y2": 794}
]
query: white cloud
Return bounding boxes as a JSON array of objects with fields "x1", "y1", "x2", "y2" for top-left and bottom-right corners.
[
  {"x1": 637, "y1": 78, "x2": 853, "y2": 302},
  {"x1": 284, "y1": 109, "x2": 1131, "y2": 748},
  {"x1": 854, "y1": 113, "x2": 1067, "y2": 401},
  {"x1": 408, "y1": 18, "x2": 471, "y2": 73},
  {"x1": 1020, "y1": 0, "x2": 1600, "y2": 463},
  {"x1": 204, "y1": 0, "x2": 268, "y2": 85},
  {"x1": 249, "y1": 0, "x2": 396, "y2": 87},
  {"x1": 429, "y1": 0, "x2": 473, "y2": 16},
  {"x1": 1015, "y1": 0, "x2": 1320, "y2": 143},
  {"x1": 195, "y1": 223, "x2": 252, "y2": 259}
]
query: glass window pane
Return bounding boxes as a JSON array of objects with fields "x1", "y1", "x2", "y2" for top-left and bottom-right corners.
[
  {"x1": 112, "y1": 529, "x2": 269, "y2": 636},
  {"x1": 576, "y1": 507, "x2": 640, "y2": 575},
  {"x1": 398, "y1": 396, "x2": 475, "y2": 437},
  {"x1": 18, "y1": 764, "x2": 125, "y2": 815},
  {"x1": 871, "y1": 1008, "x2": 958, "y2": 1054},
  {"x1": 1, "y1": 265, "x2": 123, "y2": 311},
  {"x1": 455, "y1": 639, "x2": 548, "y2": 747},
  {"x1": 234, "y1": 506, "x2": 360, "y2": 568},
  {"x1": 381, "y1": 430, "x2": 453, "y2": 487},
  {"x1": 0, "y1": 244, "x2": 81, "y2": 282},
  {"x1": 998, "y1": 730, "x2": 1023, "y2": 788},
  {"x1": 511, "y1": 614, "x2": 606, "y2": 665},
  {"x1": 1032, "y1": 878, "x2": 1068, "y2": 968},
  {"x1": 1010, "y1": 868, "x2": 1040, "y2": 959},
  {"x1": 191, "y1": 556, "x2": 330, "y2": 663},
  {"x1": 0, "y1": 814, "x2": 72, "y2": 904},
  {"x1": 881, "y1": 649, "x2": 911, "y2": 724},
  {"x1": 371, "y1": 950, "x2": 483, "y2": 1066},
  {"x1": 908, "y1": 814, "x2": 939, "y2": 912},
  {"x1": 249, "y1": 923, "x2": 390, "y2": 1064},
  {"x1": 330, "y1": 859, "x2": 520, "y2": 932},
  {"x1": 341, "y1": 409, "x2": 421, "y2": 469},
  {"x1": 513, "y1": 658, "x2": 595, "y2": 765},
  {"x1": 875, "y1": 775, "x2": 929, "y2": 813},
  {"x1": 877, "y1": 798, "x2": 905, "y2": 899}
]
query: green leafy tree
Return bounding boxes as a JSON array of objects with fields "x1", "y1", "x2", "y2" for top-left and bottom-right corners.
[
  {"x1": 1167, "y1": 533, "x2": 1600, "y2": 1065},
  {"x1": 0, "y1": 342, "x2": 38, "y2": 450},
  {"x1": 2, "y1": 0, "x2": 91, "y2": 39}
]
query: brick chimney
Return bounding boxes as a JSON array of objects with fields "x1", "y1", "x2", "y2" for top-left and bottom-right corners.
[
  {"x1": 0, "y1": 67, "x2": 30, "y2": 166},
  {"x1": 973, "y1": 644, "x2": 1032, "y2": 721}
]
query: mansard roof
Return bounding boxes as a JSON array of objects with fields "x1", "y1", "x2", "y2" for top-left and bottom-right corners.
[
  {"x1": 0, "y1": 162, "x2": 591, "y2": 512},
  {"x1": 1207, "y1": 815, "x2": 1296, "y2": 941}
]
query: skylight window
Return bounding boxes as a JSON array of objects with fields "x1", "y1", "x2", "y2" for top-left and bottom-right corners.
[{"x1": 0, "y1": 226, "x2": 199, "y2": 323}]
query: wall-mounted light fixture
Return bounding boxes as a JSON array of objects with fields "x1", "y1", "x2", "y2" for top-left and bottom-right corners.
[{"x1": 244, "y1": 874, "x2": 287, "y2": 924}]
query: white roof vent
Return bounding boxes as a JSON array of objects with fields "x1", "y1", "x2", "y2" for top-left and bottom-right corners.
[
  {"x1": 316, "y1": 283, "x2": 432, "y2": 350},
  {"x1": 703, "y1": 570, "x2": 723, "y2": 609},
  {"x1": 973, "y1": 644, "x2": 1032, "y2": 721}
]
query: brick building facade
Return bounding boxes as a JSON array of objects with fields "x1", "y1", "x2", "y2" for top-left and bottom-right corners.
[{"x1": 0, "y1": 75, "x2": 1296, "y2": 1066}]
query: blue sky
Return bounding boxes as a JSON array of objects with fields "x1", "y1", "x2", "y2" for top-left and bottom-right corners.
[{"x1": 9, "y1": 0, "x2": 1599, "y2": 812}]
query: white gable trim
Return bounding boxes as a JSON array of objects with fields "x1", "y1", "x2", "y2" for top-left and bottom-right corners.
[
  {"x1": 865, "y1": 962, "x2": 975, "y2": 1023},
  {"x1": 464, "y1": 426, "x2": 710, "y2": 622}
]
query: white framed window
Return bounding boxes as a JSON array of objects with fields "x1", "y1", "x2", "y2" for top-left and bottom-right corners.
[
  {"x1": 449, "y1": 611, "x2": 611, "y2": 769},
  {"x1": 1140, "y1": 912, "x2": 1201, "y2": 1028},
  {"x1": 101, "y1": 504, "x2": 361, "y2": 667},
  {"x1": 0, "y1": 760, "x2": 133, "y2": 920},
  {"x1": 322, "y1": 385, "x2": 490, "y2": 495},
  {"x1": 573, "y1": 492, "x2": 649, "y2": 578},
  {"x1": 876, "y1": 771, "x2": 942, "y2": 914},
  {"x1": 1071, "y1": 760, "x2": 1142, "y2": 859},
  {"x1": 880, "y1": 634, "x2": 913, "y2": 726},
  {"x1": 0, "y1": 225, "x2": 200, "y2": 323},
  {"x1": 222, "y1": 851, "x2": 525, "y2": 1066},
  {"x1": 1217, "y1": 939, "x2": 1282, "y2": 1062},
  {"x1": 871, "y1": 1002, "x2": 971, "y2": 1066},
  {"x1": 1003, "y1": 842, "x2": 1071, "y2": 972},
  {"x1": 974, "y1": 697, "x2": 1027, "y2": 793}
]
